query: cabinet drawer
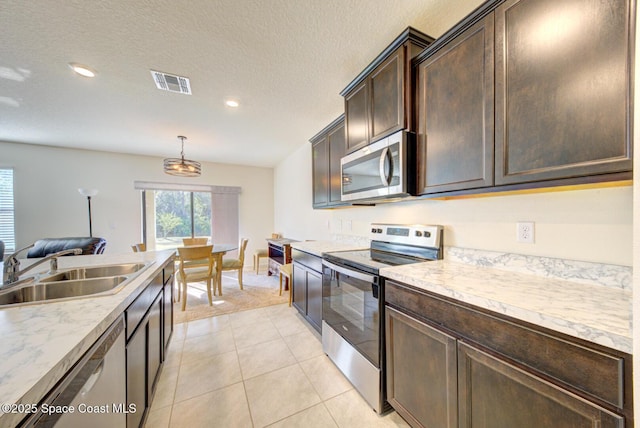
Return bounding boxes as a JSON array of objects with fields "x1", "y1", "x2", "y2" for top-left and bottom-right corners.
[
  {"x1": 292, "y1": 249, "x2": 322, "y2": 272},
  {"x1": 385, "y1": 280, "x2": 629, "y2": 411}
]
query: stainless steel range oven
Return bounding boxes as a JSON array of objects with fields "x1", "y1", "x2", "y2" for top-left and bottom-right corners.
[{"x1": 322, "y1": 224, "x2": 443, "y2": 414}]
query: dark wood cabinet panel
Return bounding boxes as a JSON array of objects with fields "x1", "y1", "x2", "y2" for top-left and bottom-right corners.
[
  {"x1": 342, "y1": 27, "x2": 434, "y2": 154},
  {"x1": 494, "y1": 0, "x2": 632, "y2": 185},
  {"x1": 306, "y1": 269, "x2": 323, "y2": 331},
  {"x1": 292, "y1": 250, "x2": 323, "y2": 333},
  {"x1": 292, "y1": 261, "x2": 307, "y2": 314},
  {"x1": 384, "y1": 280, "x2": 632, "y2": 426},
  {"x1": 311, "y1": 138, "x2": 329, "y2": 207},
  {"x1": 386, "y1": 307, "x2": 458, "y2": 428},
  {"x1": 147, "y1": 293, "x2": 162, "y2": 399},
  {"x1": 126, "y1": 260, "x2": 175, "y2": 428},
  {"x1": 126, "y1": 323, "x2": 146, "y2": 428},
  {"x1": 345, "y1": 82, "x2": 369, "y2": 153},
  {"x1": 310, "y1": 115, "x2": 347, "y2": 209},
  {"x1": 416, "y1": 14, "x2": 495, "y2": 194},
  {"x1": 328, "y1": 121, "x2": 346, "y2": 205},
  {"x1": 370, "y1": 50, "x2": 403, "y2": 142},
  {"x1": 458, "y1": 342, "x2": 624, "y2": 428}
]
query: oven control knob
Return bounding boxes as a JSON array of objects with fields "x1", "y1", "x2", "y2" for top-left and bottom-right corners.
[
  {"x1": 424, "y1": 231, "x2": 431, "y2": 238},
  {"x1": 371, "y1": 228, "x2": 376, "y2": 233},
  {"x1": 376, "y1": 228, "x2": 383, "y2": 233},
  {"x1": 415, "y1": 231, "x2": 423, "y2": 237}
]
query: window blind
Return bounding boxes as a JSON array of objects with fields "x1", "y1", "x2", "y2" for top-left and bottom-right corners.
[{"x1": 0, "y1": 169, "x2": 15, "y2": 253}]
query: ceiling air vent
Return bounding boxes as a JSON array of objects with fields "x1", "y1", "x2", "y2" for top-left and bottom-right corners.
[{"x1": 150, "y1": 70, "x2": 192, "y2": 95}]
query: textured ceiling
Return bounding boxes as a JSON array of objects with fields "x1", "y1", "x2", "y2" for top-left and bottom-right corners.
[{"x1": 0, "y1": 0, "x2": 482, "y2": 167}]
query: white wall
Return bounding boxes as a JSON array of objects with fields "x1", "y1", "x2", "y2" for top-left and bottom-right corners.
[
  {"x1": 275, "y1": 143, "x2": 632, "y2": 266},
  {"x1": 0, "y1": 141, "x2": 274, "y2": 257}
]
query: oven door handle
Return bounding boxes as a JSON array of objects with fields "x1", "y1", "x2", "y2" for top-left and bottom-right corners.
[{"x1": 322, "y1": 260, "x2": 376, "y2": 283}]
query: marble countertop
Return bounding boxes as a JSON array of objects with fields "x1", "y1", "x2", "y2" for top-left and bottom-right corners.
[
  {"x1": 0, "y1": 250, "x2": 175, "y2": 427},
  {"x1": 380, "y1": 259, "x2": 632, "y2": 354},
  {"x1": 290, "y1": 240, "x2": 369, "y2": 257}
]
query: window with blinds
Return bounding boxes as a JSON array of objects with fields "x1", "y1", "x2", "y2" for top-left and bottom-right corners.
[{"x1": 0, "y1": 169, "x2": 15, "y2": 253}]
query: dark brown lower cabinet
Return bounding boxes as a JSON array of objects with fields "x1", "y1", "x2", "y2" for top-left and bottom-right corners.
[
  {"x1": 386, "y1": 307, "x2": 457, "y2": 428},
  {"x1": 385, "y1": 280, "x2": 631, "y2": 428},
  {"x1": 126, "y1": 321, "x2": 146, "y2": 428},
  {"x1": 126, "y1": 260, "x2": 175, "y2": 428},
  {"x1": 292, "y1": 250, "x2": 323, "y2": 333},
  {"x1": 458, "y1": 342, "x2": 624, "y2": 428}
]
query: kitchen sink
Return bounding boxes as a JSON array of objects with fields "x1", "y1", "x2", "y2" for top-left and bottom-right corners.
[
  {"x1": 38, "y1": 263, "x2": 147, "y2": 282},
  {"x1": 0, "y1": 276, "x2": 128, "y2": 305},
  {"x1": 0, "y1": 262, "x2": 154, "y2": 307}
]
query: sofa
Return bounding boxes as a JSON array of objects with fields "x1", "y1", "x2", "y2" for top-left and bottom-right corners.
[{"x1": 26, "y1": 237, "x2": 107, "y2": 258}]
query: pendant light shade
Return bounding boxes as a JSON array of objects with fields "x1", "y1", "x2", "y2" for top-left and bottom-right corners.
[{"x1": 164, "y1": 135, "x2": 201, "y2": 177}]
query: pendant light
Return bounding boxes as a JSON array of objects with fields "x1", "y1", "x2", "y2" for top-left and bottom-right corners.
[{"x1": 164, "y1": 135, "x2": 201, "y2": 177}]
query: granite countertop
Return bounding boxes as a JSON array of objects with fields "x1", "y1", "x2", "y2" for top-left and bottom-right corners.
[
  {"x1": 266, "y1": 238, "x2": 300, "y2": 246},
  {"x1": 0, "y1": 250, "x2": 175, "y2": 427},
  {"x1": 290, "y1": 240, "x2": 369, "y2": 257},
  {"x1": 380, "y1": 259, "x2": 632, "y2": 354}
]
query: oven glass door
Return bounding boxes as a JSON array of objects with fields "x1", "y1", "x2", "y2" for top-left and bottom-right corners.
[{"x1": 322, "y1": 261, "x2": 381, "y2": 367}]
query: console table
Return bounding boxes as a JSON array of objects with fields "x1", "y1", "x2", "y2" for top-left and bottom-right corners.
[{"x1": 266, "y1": 238, "x2": 298, "y2": 277}]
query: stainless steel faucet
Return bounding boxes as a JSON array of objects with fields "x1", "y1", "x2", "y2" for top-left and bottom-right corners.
[{"x1": 2, "y1": 244, "x2": 83, "y2": 286}]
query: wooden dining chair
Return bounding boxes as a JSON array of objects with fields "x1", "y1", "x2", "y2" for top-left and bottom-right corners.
[
  {"x1": 221, "y1": 238, "x2": 249, "y2": 290},
  {"x1": 131, "y1": 243, "x2": 146, "y2": 252},
  {"x1": 176, "y1": 245, "x2": 216, "y2": 311},
  {"x1": 183, "y1": 237, "x2": 208, "y2": 246},
  {"x1": 253, "y1": 248, "x2": 268, "y2": 274},
  {"x1": 279, "y1": 263, "x2": 293, "y2": 306}
]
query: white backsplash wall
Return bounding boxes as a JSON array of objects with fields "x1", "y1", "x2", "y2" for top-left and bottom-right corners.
[{"x1": 274, "y1": 142, "x2": 632, "y2": 266}]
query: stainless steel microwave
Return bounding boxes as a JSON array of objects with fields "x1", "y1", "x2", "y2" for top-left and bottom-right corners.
[{"x1": 341, "y1": 130, "x2": 415, "y2": 202}]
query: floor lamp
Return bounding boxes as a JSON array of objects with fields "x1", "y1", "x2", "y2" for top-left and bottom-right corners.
[{"x1": 78, "y1": 188, "x2": 98, "y2": 237}]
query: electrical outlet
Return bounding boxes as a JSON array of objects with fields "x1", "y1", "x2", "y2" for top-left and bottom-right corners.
[{"x1": 516, "y1": 222, "x2": 535, "y2": 243}]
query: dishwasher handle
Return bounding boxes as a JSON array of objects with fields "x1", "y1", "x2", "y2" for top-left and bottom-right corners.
[{"x1": 80, "y1": 360, "x2": 105, "y2": 397}]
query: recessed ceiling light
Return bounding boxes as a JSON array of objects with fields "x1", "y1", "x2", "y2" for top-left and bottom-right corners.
[
  {"x1": 69, "y1": 63, "x2": 96, "y2": 78},
  {"x1": 225, "y1": 99, "x2": 239, "y2": 108}
]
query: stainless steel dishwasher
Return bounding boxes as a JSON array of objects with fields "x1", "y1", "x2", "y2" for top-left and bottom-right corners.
[{"x1": 21, "y1": 315, "x2": 126, "y2": 427}]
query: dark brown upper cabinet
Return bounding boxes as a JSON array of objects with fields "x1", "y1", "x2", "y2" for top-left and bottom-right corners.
[
  {"x1": 494, "y1": 0, "x2": 633, "y2": 185},
  {"x1": 416, "y1": 13, "x2": 495, "y2": 194},
  {"x1": 310, "y1": 115, "x2": 347, "y2": 209},
  {"x1": 341, "y1": 27, "x2": 434, "y2": 154},
  {"x1": 414, "y1": 0, "x2": 632, "y2": 197}
]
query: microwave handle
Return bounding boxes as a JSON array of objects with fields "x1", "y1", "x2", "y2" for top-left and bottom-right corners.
[{"x1": 379, "y1": 147, "x2": 392, "y2": 185}]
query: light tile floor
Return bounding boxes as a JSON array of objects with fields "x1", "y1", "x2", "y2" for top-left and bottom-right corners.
[{"x1": 145, "y1": 303, "x2": 410, "y2": 428}]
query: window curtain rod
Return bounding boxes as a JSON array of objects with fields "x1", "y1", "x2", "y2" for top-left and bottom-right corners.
[{"x1": 134, "y1": 181, "x2": 241, "y2": 194}]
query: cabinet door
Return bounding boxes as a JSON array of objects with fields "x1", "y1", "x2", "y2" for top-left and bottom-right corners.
[
  {"x1": 386, "y1": 307, "x2": 458, "y2": 428},
  {"x1": 327, "y1": 121, "x2": 346, "y2": 205},
  {"x1": 312, "y1": 138, "x2": 329, "y2": 208},
  {"x1": 292, "y1": 262, "x2": 307, "y2": 315},
  {"x1": 417, "y1": 14, "x2": 495, "y2": 194},
  {"x1": 370, "y1": 49, "x2": 404, "y2": 142},
  {"x1": 306, "y1": 268, "x2": 323, "y2": 332},
  {"x1": 345, "y1": 81, "x2": 369, "y2": 153},
  {"x1": 126, "y1": 323, "x2": 147, "y2": 428},
  {"x1": 163, "y1": 282, "x2": 173, "y2": 354},
  {"x1": 458, "y1": 341, "x2": 624, "y2": 428},
  {"x1": 148, "y1": 293, "x2": 162, "y2": 399},
  {"x1": 495, "y1": 0, "x2": 632, "y2": 185}
]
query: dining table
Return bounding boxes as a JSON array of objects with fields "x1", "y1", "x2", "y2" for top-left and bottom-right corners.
[{"x1": 210, "y1": 243, "x2": 237, "y2": 295}]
